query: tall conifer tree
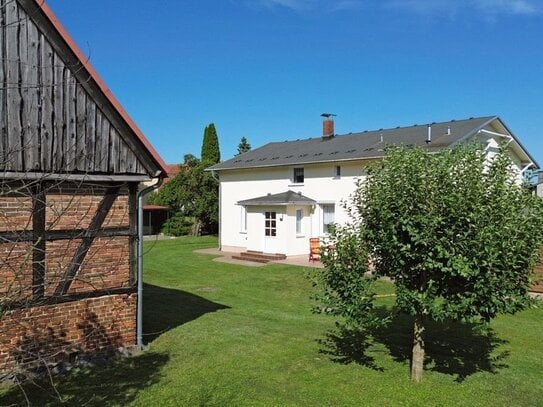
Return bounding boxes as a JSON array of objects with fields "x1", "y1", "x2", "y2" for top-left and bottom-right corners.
[
  {"x1": 236, "y1": 137, "x2": 252, "y2": 155},
  {"x1": 201, "y1": 123, "x2": 220, "y2": 164}
]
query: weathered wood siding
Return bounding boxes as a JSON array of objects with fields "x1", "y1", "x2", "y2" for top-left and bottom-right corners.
[{"x1": 0, "y1": 0, "x2": 146, "y2": 175}]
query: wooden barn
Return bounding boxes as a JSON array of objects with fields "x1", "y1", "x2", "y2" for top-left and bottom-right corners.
[{"x1": 0, "y1": 0, "x2": 167, "y2": 377}]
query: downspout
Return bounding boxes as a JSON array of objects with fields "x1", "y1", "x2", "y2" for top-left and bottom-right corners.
[
  {"x1": 211, "y1": 170, "x2": 221, "y2": 251},
  {"x1": 136, "y1": 176, "x2": 163, "y2": 349}
]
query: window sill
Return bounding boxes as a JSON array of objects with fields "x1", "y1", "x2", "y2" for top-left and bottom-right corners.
[
  {"x1": 296, "y1": 234, "x2": 305, "y2": 238},
  {"x1": 288, "y1": 183, "x2": 304, "y2": 187},
  {"x1": 239, "y1": 231, "x2": 247, "y2": 234}
]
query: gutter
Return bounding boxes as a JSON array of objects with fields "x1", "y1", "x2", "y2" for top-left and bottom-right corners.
[{"x1": 136, "y1": 176, "x2": 164, "y2": 349}]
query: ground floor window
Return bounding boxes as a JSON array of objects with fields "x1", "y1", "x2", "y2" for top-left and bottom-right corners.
[
  {"x1": 265, "y1": 211, "x2": 277, "y2": 236},
  {"x1": 240, "y1": 206, "x2": 247, "y2": 232},
  {"x1": 296, "y1": 209, "x2": 303, "y2": 235},
  {"x1": 322, "y1": 204, "x2": 335, "y2": 234}
]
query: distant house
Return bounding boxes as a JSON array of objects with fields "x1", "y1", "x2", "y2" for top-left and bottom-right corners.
[
  {"x1": 0, "y1": 0, "x2": 166, "y2": 376},
  {"x1": 208, "y1": 115, "x2": 538, "y2": 257},
  {"x1": 142, "y1": 163, "x2": 183, "y2": 235},
  {"x1": 534, "y1": 172, "x2": 543, "y2": 197}
]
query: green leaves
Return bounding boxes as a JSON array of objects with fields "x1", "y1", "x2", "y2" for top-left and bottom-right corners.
[
  {"x1": 311, "y1": 142, "x2": 543, "y2": 380},
  {"x1": 201, "y1": 123, "x2": 221, "y2": 165},
  {"x1": 359, "y1": 143, "x2": 543, "y2": 321},
  {"x1": 309, "y1": 221, "x2": 383, "y2": 329}
]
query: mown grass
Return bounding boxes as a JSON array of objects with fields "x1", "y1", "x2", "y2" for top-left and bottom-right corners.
[{"x1": 1, "y1": 236, "x2": 542, "y2": 406}]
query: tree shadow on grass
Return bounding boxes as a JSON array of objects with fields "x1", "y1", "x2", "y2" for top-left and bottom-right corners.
[
  {"x1": 319, "y1": 306, "x2": 509, "y2": 381},
  {"x1": 143, "y1": 283, "x2": 230, "y2": 343},
  {"x1": 0, "y1": 351, "x2": 169, "y2": 406},
  {"x1": 318, "y1": 325, "x2": 384, "y2": 371}
]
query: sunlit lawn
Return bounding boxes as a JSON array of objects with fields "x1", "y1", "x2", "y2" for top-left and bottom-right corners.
[{"x1": 1, "y1": 236, "x2": 542, "y2": 406}]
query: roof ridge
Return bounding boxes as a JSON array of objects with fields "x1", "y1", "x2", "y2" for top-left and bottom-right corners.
[{"x1": 338, "y1": 115, "x2": 497, "y2": 138}]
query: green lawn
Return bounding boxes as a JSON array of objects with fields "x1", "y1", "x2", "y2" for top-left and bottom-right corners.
[{"x1": 1, "y1": 236, "x2": 542, "y2": 406}]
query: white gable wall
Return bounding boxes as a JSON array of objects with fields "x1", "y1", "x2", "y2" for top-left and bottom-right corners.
[{"x1": 219, "y1": 161, "x2": 367, "y2": 255}]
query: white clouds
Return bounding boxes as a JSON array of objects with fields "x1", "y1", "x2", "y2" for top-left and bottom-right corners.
[
  {"x1": 247, "y1": 0, "x2": 541, "y2": 16},
  {"x1": 474, "y1": 0, "x2": 539, "y2": 15},
  {"x1": 386, "y1": 0, "x2": 540, "y2": 16},
  {"x1": 248, "y1": 0, "x2": 364, "y2": 11},
  {"x1": 255, "y1": 0, "x2": 315, "y2": 11}
]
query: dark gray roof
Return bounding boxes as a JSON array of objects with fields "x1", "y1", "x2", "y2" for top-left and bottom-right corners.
[
  {"x1": 238, "y1": 190, "x2": 316, "y2": 206},
  {"x1": 209, "y1": 116, "x2": 498, "y2": 171}
]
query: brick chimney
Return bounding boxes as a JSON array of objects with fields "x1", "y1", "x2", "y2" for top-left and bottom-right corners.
[{"x1": 321, "y1": 113, "x2": 336, "y2": 139}]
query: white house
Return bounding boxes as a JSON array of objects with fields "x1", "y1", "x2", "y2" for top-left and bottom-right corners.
[{"x1": 208, "y1": 115, "x2": 539, "y2": 258}]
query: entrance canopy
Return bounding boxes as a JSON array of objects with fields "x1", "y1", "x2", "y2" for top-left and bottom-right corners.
[{"x1": 237, "y1": 190, "x2": 316, "y2": 206}]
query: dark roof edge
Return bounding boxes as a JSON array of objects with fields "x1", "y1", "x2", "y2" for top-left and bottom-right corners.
[
  {"x1": 207, "y1": 156, "x2": 383, "y2": 172},
  {"x1": 452, "y1": 116, "x2": 539, "y2": 169},
  {"x1": 495, "y1": 117, "x2": 540, "y2": 169}
]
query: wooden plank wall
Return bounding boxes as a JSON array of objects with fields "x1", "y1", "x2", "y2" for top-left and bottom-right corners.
[{"x1": 0, "y1": 0, "x2": 145, "y2": 175}]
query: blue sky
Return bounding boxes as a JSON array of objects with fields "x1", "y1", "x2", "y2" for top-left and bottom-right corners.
[{"x1": 46, "y1": 0, "x2": 543, "y2": 166}]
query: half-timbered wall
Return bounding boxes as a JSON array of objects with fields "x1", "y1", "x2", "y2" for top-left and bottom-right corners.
[
  {"x1": 0, "y1": 0, "x2": 147, "y2": 174},
  {"x1": 0, "y1": 0, "x2": 166, "y2": 378},
  {"x1": 0, "y1": 180, "x2": 138, "y2": 375}
]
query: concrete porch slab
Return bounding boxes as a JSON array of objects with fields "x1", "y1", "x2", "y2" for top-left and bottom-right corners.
[{"x1": 194, "y1": 248, "x2": 323, "y2": 268}]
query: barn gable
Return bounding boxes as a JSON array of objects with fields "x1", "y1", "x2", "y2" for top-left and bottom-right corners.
[
  {"x1": 0, "y1": 0, "x2": 167, "y2": 379},
  {"x1": 0, "y1": 0, "x2": 165, "y2": 179}
]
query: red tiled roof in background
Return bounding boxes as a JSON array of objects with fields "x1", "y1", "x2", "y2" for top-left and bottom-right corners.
[
  {"x1": 164, "y1": 164, "x2": 182, "y2": 179},
  {"x1": 37, "y1": 0, "x2": 168, "y2": 177}
]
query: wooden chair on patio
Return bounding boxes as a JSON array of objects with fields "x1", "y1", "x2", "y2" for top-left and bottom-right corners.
[{"x1": 309, "y1": 238, "x2": 321, "y2": 263}]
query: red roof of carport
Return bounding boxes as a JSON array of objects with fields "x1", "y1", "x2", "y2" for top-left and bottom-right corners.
[{"x1": 37, "y1": 0, "x2": 168, "y2": 177}]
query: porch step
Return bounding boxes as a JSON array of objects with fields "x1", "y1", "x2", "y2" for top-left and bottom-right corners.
[{"x1": 232, "y1": 251, "x2": 287, "y2": 263}]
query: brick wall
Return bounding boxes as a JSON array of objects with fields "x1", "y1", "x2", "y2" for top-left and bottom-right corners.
[
  {"x1": 0, "y1": 181, "x2": 137, "y2": 376},
  {"x1": 0, "y1": 294, "x2": 136, "y2": 375}
]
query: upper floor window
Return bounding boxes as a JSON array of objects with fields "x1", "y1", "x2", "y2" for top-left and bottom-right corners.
[
  {"x1": 293, "y1": 167, "x2": 304, "y2": 184},
  {"x1": 335, "y1": 165, "x2": 341, "y2": 178}
]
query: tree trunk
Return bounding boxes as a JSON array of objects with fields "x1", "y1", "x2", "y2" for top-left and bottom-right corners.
[
  {"x1": 410, "y1": 312, "x2": 425, "y2": 382},
  {"x1": 191, "y1": 219, "x2": 202, "y2": 236}
]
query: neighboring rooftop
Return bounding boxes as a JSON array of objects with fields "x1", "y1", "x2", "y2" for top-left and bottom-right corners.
[
  {"x1": 164, "y1": 164, "x2": 183, "y2": 179},
  {"x1": 209, "y1": 116, "x2": 523, "y2": 171}
]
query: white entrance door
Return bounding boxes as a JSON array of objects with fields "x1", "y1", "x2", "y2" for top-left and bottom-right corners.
[{"x1": 263, "y1": 211, "x2": 278, "y2": 253}]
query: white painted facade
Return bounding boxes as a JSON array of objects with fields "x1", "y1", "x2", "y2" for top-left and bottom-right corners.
[
  {"x1": 219, "y1": 160, "x2": 367, "y2": 255},
  {"x1": 215, "y1": 120, "x2": 537, "y2": 256}
]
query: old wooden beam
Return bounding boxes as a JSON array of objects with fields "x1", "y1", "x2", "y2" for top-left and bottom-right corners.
[
  {"x1": 0, "y1": 227, "x2": 134, "y2": 243},
  {"x1": 53, "y1": 184, "x2": 122, "y2": 296},
  {"x1": 17, "y1": 0, "x2": 159, "y2": 176},
  {"x1": 32, "y1": 183, "x2": 46, "y2": 299},
  {"x1": 3, "y1": 286, "x2": 137, "y2": 311}
]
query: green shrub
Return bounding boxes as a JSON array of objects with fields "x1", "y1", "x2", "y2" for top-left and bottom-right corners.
[{"x1": 161, "y1": 213, "x2": 194, "y2": 236}]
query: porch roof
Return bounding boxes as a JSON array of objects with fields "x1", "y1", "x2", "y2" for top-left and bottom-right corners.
[{"x1": 237, "y1": 190, "x2": 316, "y2": 206}]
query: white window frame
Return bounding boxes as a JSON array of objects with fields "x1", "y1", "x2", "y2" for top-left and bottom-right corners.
[
  {"x1": 322, "y1": 204, "x2": 335, "y2": 235},
  {"x1": 240, "y1": 206, "x2": 247, "y2": 233},
  {"x1": 295, "y1": 208, "x2": 304, "y2": 236}
]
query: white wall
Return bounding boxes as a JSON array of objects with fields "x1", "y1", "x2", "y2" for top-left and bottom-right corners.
[
  {"x1": 218, "y1": 124, "x2": 532, "y2": 256},
  {"x1": 218, "y1": 161, "x2": 366, "y2": 255}
]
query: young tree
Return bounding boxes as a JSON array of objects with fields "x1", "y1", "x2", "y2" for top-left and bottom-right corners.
[
  {"x1": 201, "y1": 123, "x2": 221, "y2": 164},
  {"x1": 314, "y1": 143, "x2": 543, "y2": 382},
  {"x1": 236, "y1": 137, "x2": 251, "y2": 155},
  {"x1": 147, "y1": 153, "x2": 219, "y2": 235}
]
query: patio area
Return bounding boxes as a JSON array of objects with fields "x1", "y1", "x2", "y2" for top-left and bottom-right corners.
[{"x1": 195, "y1": 247, "x2": 324, "y2": 268}]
